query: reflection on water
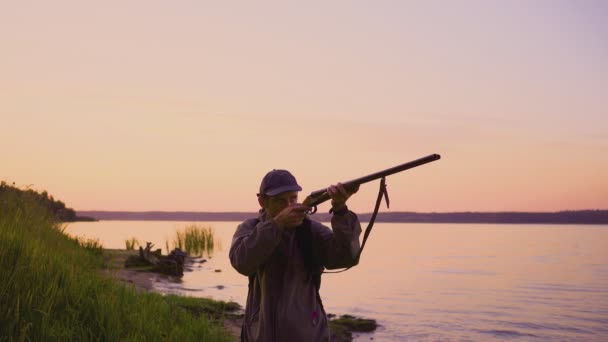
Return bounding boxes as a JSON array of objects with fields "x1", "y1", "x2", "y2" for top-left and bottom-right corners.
[{"x1": 66, "y1": 221, "x2": 608, "y2": 341}]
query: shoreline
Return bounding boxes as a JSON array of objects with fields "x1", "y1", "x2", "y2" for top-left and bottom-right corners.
[
  {"x1": 101, "y1": 249, "x2": 377, "y2": 341},
  {"x1": 100, "y1": 249, "x2": 243, "y2": 339},
  {"x1": 100, "y1": 249, "x2": 164, "y2": 292}
]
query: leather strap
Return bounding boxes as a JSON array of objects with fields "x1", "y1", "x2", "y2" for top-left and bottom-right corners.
[{"x1": 324, "y1": 176, "x2": 388, "y2": 274}]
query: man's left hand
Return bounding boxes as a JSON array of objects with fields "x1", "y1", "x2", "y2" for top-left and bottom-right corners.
[{"x1": 327, "y1": 183, "x2": 359, "y2": 211}]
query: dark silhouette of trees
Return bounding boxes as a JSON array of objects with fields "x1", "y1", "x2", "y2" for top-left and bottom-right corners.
[{"x1": 0, "y1": 181, "x2": 95, "y2": 222}]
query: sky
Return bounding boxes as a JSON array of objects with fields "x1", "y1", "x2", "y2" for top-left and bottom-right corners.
[{"x1": 2, "y1": 1, "x2": 607, "y2": 213}]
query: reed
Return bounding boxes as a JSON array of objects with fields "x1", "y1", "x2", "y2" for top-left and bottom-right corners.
[
  {"x1": 0, "y1": 186, "x2": 231, "y2": 341},
  {"x1": 170, "y1": 224, "x2": 216, "y2": 257},
  {"x1": 125, "y1": 237, "x2": 139, "y2": 250}
]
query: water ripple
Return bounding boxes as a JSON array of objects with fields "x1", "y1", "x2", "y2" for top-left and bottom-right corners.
[
  {"x1": 431, "y1": 268, "x2": 496, "y2": 276},
  {"x1": 503, "y1": 321, "x2": 594, "y2": 335},
  {"x1": 476, "y1": 329, "x2": 538, "y2": 338},
  {"x1": 522, "y1": 283, "x2": 608, "y2": 294}
]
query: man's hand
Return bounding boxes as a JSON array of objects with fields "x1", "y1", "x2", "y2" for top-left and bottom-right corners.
[
  {"x1": 272, "y1": 204, "x2": 311, "y2": 230},
  {"x1": 327, "y1": 183, "x2": 359, "y2": 212}
]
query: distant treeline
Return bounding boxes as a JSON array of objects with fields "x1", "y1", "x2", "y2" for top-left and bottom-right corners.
[
  {"x1": 77, "y1": 210, "x2": 608, "y2": 224},
  {"x1": 0, "y1": 181, "x2": 95, "y2": 222},
  {"x1": 366, "y1": 211, "x2": 608, "y2": 224}
]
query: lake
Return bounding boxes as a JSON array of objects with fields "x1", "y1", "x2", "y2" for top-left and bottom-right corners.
[{"x1": 66, "y1": 221, "x2": 608, "y2": 341}]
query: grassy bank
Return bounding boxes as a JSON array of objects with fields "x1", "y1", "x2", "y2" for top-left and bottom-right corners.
[{"x1": 0, "y1": 187, "x2": 233, "y2": 341}]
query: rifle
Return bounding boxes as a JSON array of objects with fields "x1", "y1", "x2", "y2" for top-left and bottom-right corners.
[{"x1": 302, "y1": 154, "x2": 441, "y2": 214}]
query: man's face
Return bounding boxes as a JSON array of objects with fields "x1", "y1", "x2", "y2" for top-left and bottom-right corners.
[{"x1": 260, "y1": 191, "x2": 299, "y2": 218}]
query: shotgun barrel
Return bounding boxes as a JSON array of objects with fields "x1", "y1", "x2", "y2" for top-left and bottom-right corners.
[{"x1": 302, "y1": 154, "x2": 441, "y2": 209}]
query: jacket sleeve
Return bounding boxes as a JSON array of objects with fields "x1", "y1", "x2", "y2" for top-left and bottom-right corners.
[
  {"x1": 229, "y1": 218, "x2": 282, "y2": 276},
  {"x1": 313, "y1": 209, "x2": 362, "y2": 269}
]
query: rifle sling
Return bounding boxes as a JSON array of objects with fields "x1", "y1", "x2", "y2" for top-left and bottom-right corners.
[{"x1": 324, "y1": 176, "x2": 387, "y2": 274}]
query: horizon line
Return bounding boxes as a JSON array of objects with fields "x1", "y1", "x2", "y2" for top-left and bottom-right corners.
[{"x1": 77, "y1": 209, "x2": 608, "y2": 214}]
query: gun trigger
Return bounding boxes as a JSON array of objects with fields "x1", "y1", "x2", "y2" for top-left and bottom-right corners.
[
  {"x1": 310, "y1": 205, "x2": 318, "y2": 214},
  {"x1": 381, "y1": 177, "x2": 390, "y2": 208}
]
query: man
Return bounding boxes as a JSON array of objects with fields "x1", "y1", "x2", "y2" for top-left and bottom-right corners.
[{"x1": 229, "y1": 169, "x2": 362, "y2": 341}]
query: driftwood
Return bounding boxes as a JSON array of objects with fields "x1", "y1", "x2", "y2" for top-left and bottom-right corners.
[{"x1": 125, "y1": 242, "x2": 188, "y2": 276}]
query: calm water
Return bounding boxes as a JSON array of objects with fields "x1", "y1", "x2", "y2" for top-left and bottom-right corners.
[{"x1": 66, "y1": 221, "x2": 608, "y2": 341}]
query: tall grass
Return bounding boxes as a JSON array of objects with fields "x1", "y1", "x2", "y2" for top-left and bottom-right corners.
[
  {"x1": 170, "y1": 224, "x2": 216, "y2": 257},
  {"x1": 0, "y1": 186, "x2": 231, "y2": 341},
  {"x1": 125, "y1": 237, "x2": 139, "y2": 250}
]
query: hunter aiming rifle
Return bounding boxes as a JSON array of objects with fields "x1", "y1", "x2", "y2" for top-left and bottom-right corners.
[{"x1": 303, "y1": 153, "x2": 441, "y2": 271}]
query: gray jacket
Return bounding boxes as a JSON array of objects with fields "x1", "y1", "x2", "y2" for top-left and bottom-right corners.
[{"x1": 229, "y1": 210, "x2": 362, "y2": 341}]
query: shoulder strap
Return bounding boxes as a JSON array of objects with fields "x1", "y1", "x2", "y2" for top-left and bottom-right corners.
[
  {"x1": 324, "y1": 176, "x2": 388, "y2": 274},
  {"x1": 358, "y1": 176, "x2": 389, "y2": 258},
  {"x1": 295, "y1": 218, "x2": 322, "y2": 290},
  {"x1": 246, "y1": 219, "x2": 261, "y2": 289}
]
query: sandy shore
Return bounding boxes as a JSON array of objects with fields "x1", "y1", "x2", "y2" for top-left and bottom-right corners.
[
  {"x1": 100, "y1": 249, "x2": 242, "y2": 339},
  {"x1": 100, "y1": 249, "x2": 372, "y2": 341},
  {"x1": 100, "y1": 249, "x2": 161, "y2": 292}
]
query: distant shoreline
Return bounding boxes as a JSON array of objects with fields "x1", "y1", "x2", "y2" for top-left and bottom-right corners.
[{"x1": 77, "y1": 210, "x2": 608, "y2": 224}]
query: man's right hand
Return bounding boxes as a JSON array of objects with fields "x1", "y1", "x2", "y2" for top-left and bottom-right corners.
[{"x1": 272, "y1": 204, "x2": 311, "y2": 230}]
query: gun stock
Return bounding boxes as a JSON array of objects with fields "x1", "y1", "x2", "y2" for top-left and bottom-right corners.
[{"x1": 302, "y1": 154, "x2": 440, "y2": 210}]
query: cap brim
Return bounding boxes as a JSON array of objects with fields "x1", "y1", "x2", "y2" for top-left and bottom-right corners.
[{"x1": 264, "y1": 184, "x2": 302, "y2": 196}]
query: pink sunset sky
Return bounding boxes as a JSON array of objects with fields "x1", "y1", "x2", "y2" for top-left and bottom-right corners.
[{"x1": 2, "y1": 1, "x2": 607, "y2": 213}]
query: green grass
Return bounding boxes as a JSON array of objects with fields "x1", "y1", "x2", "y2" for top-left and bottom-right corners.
[
  {"x1": 170, "y1": 224, "x2": 216, "y2": 257},
  {"x1": 0, "y1": 186, "x2": 233, "y2": 341},
  {"x1": 124, "y1": 237, "x2": 140, "y2": 250}
]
